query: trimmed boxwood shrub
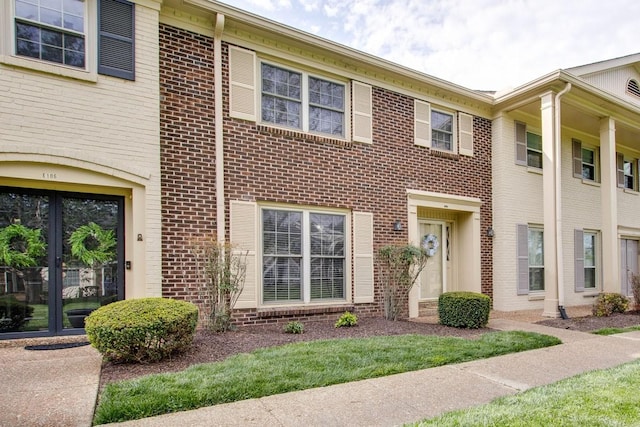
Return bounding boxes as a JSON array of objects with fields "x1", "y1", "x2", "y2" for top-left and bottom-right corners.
[
  {"x1": 438, "y1": 291, "x2": 491, "y2": 329},
  {"x1": 592, "y1": 292, "x2": 629, "y2": 317},
  {"x1": 85, "y1": 298, "x2": 198, "y2": 363}
]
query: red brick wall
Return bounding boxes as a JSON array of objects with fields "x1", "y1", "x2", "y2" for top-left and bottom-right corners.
[
  {"x1": 159, "y1": 24, "x2": 217, "y2": 313},
  {"x1": 160, "y1": 24, "x2": 493, "y2": 325}
]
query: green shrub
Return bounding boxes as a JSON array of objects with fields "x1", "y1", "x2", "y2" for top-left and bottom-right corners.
[
  {"x1": 0, "y1": 295, "x2": 34, "y2": 332},
  {"x1": 592, "y1": 293, "x2": 629, "y2": 317},
  {"x1": 283, "y1": 321, "x2": 304, "y2": 334},
  {"x1": 85, "y1": 298, "x2": 198, "y2": 363},
  {"x1": 438, "y1": 291, "x2": 490, "y2": 329},
  {"x1": 335, "y1": 311, "x2": 358, "y2": 328}
]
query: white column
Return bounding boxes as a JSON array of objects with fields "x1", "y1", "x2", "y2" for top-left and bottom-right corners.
[
  {"x1": 600, "y1": 117, "x2": 619, "y2": 293},
  {"x1": 540, "y1": 92, "x2": 560, "y2": 317}
]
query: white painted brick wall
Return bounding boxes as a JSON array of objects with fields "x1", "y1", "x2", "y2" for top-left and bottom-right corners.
[{"x1": 0, "y1": 2, "x2": 162, "y2": 297}]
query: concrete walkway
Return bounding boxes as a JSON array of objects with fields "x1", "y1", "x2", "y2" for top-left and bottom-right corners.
[
  {"x1": 0, "y1": 338, "x2": 101, "y2": 427},
  {"x1": 1, "y1": 319, "x2": 639, "y2": 427}
]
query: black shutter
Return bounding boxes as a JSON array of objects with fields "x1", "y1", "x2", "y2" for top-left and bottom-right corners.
[
  {"x1": 572, "y1": 139, "x2": 582, "y2": 178},
  {"x1": 515, "y1": 121, "x2": 527, "y2": 166},
  {"x1": 98, "y1": 0, "x2": 135, "y2": 80}
]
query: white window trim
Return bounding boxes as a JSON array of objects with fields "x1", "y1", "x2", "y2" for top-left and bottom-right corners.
[
  {"x1": 430, "y1": 107, "x2": 457, "y2": 154},
  {"x1": 258, "y1": 204, "x2": 352, "y2": 307},
  {"x1": 0, "y1": 0, "x2": 97, "y2": 82},
  {"x1": 259, "y1": 59, "x2": 350, "y2": 140}
]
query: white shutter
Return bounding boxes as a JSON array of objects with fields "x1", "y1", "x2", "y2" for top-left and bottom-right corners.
[
  {"x1": 458, "y1": 112, "x2": 473, "y2": 156},
  {"x1": 353, "y1": 212, "x2": 374, "y2": 303},
  {"x1": 230, "y1": 200, "x2": 257, "y2": 308},
  {"x1": 414, "y1": 99, "x2": 431, "y2": 148},
  {"x1": 229, "y1": 46, "x2": 256, "y2": 121},
  {"x1": 352, "y1": 81, "x2": 372, "y2": 144}
]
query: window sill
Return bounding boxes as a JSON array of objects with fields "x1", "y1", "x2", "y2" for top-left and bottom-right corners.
[
  {"x1": 623, "y1": 188, "x2": 639, "y2": 196},
  {"x1": 429, "y1": 149, "x2": 459, "y2": 160},
  {"x1": 581, "y1": 179, "x2": 600, "y2": 187},
  {"x1": 256, "y1": 124, "x2": 352, "y2": 148},
  {"x1": 256, "y1": 303, "x2": 355, "y2": 319},
  {"x1": 582, "y1": 292, "x2": 599, "y2": 298},
  {"x1": 527, "y1": 167, "x2": 543, "y2": 175},
  {"x1": 528, "y1": 293, "x2": 545, "y2": 301},
  {"x1": 0, "y1": 55, "x2": 97, "y2": 83}
]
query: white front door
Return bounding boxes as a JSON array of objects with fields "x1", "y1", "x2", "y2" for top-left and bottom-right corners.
[
  {"x1": 621, "y1": 239, "x2": 639, "y2": 296},
  {"x1": 419, "y1": 222, "x2": 447, "y2": 299}
]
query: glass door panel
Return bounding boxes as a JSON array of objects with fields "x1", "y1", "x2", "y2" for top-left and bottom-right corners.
[
  {"x1": 0, "y1": 192, "x2": 50, "y2": 333},
  {"x1": 62, "y1": 197, "x2": 120, "y2": 329}
]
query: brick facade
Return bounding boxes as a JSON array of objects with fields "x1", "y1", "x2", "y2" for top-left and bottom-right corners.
[{"x1": 160, "y1": 24, "x2": 492, "y2": 326}]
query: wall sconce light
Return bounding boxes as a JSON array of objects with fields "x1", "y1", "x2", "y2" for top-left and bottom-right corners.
[
  {"x1": 137, "y1": 234, "x2": 144, "y2": 241},
  {"x1": 393, "y1": 220, "x2": 403, "y2": 231},
  {"x1": 486, "y1": 227, "x2": 495, "y2": 238}
]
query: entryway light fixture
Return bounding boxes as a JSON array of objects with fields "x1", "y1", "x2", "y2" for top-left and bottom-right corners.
[
  {"x1": 393, "y1": 220, "x2": 403, "y2": 231},
  {"x1": 486, "y1": 227, "x2": 495, "y2": 237}
]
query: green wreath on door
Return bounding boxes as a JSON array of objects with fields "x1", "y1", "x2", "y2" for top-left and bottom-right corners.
[{"x1": 69, "y1": 222, "x2": 116, "y2": 267}]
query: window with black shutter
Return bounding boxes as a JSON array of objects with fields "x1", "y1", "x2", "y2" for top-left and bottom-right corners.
[{"x1": 98, "y1": 0, "x2": 135, "y2": 80}]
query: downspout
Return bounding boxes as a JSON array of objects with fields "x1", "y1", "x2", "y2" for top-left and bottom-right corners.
[
  {"x1": 554, "y1": 82, "x2": 571, "y2": 317},
  {"x1": 214, "y1": 13, "x2": 225, "y2": 244}
]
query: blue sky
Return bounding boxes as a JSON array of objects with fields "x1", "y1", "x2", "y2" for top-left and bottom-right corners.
[{"x1": 218, "y1": 0, "x2": 639, "y2": 91}]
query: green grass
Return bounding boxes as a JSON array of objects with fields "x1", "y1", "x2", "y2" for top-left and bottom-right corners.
[
  {"x1": 412, "y1": 359, "x2": 640, "y2": 427},
  {"x1": 93, "y1": 331, "x2": 559, "y2": 424},
  {"x1": 592, "y1": 325, "x2": 640, "y2": 336}
]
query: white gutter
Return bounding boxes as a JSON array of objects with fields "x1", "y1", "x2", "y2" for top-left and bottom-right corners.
[
  {"x1": 214, "y1": 13, "x2": 225, "y2": 244},
  {"x1": 554, "y1": 82, "x2": 571, "y2": 312}
]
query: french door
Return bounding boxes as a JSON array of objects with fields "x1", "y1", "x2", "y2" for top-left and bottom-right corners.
[{"x1": 0, "y1": 187, "x2": 124, "y2": 338}]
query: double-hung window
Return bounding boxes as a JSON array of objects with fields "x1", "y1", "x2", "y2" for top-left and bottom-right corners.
[
  {"x1": 261, "y1": 63, "x2": 345, "y2": 138},
  {"x1": 431, "y1": 110, "x2": 454, "y2": 151},
  {"x1": 14, "y1": 0, "x2": 86, "y2": 68},
  {"x1": 528, "y1": 227, "x2": 544, "y2": 291},
  {"x1": 582, "y1": 148, "x2": 596, "y2": 181},
  {"x1": 583, "y1": 232, "x2": 597, "y2": 289},
  {"x1": 262, "y1": 208, "x2": 345, "y2": 303},
  {"x1": 624, "y1": 160, "x2": 635, "y2": 190}
]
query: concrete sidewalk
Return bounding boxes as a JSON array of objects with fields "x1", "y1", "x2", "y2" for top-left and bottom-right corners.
[
  {"x1": 107, "y1": 321, "x2": 640, "y2": 427},
  {"x1": 1, "y1": 320, "x2": 639, "y2": 427},
  {"x1": 0, "y1": 338, "x2": 101, "y2": 427}
]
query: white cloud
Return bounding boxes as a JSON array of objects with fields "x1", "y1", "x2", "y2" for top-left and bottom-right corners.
[{"x1": 220, "y1": 0, "x2": 640, "y2": 90}]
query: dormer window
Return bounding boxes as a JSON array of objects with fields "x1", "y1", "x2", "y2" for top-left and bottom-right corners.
[{"x1": 628, "y1": 79, "x2": 640, "y2": 98}]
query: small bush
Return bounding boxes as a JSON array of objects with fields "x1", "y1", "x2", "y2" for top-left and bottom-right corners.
[
  {"x1": 335, "y1": 311, "x2": 358, "y2": 328},
  {"x1": 438, "y1": 291, "x2": 490, "y2": 329},
  {"x1": 0, "y1": 295, "x2": 34, "y2": 332},
  {"x1": 85, "y1": 298, "x2": 198, "y2": 363},
  {"x1": 592, "y1": 293, "x2": 629, "y2": 317},
  {"x1": 283, "y1": 321, "x2": 304, "y2": 334}
]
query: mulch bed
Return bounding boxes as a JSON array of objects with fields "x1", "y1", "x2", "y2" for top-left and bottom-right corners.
[{"x1": 99, "y1": 312, "x2": 640, "y2": 388}]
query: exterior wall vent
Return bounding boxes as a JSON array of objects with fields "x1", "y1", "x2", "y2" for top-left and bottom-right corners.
[{"x1": 627, "y1": 79, "x2": 640, "y2": 98}]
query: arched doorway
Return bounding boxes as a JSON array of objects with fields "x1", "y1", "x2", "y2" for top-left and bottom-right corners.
[{"x1": 0, "y1": 187, "x2": 124, "y2": 338}]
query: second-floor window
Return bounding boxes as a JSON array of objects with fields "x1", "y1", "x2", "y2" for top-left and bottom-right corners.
[
  {"x1": 431, "y1": 110, "x2": 454, "y2": 151},
  {"x1": 515, "y1": 122, "x2": 542, "y2": 169},
  {"x1": 261, "y1": 63, "x2": 345, "y2": 138},
  {"x1": 582, "y1": 148, "x2": 596, "y2": 181},
  {"x1": 14, "y1": 0, "x2": 86, "y2": 68},
  {"x1": 624, "y1": 160, "x2": 635, "y2": 190}
]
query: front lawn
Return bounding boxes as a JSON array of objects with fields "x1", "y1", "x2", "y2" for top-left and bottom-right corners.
[
  {"x1": 94, "y1": 331, "x2": 559, "y2": 424},
  {"x1": 412, "y1": 359, "x2": 640, "y2": 426}
]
